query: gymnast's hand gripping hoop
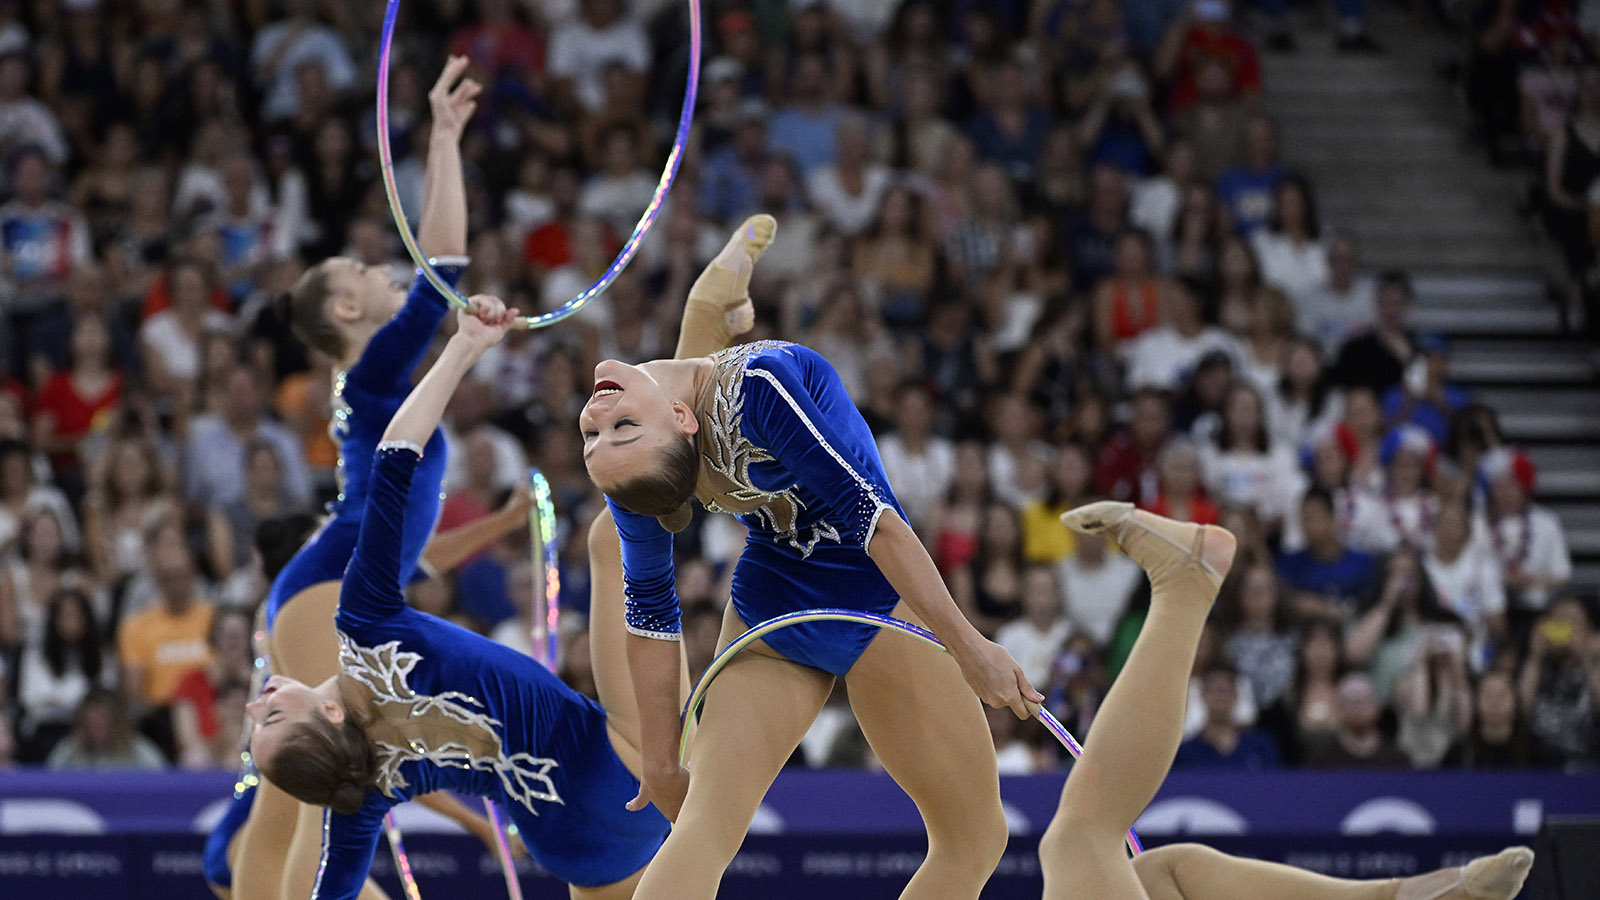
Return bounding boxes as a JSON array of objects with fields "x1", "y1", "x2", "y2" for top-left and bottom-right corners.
[
  {"x1": 378, "y1": 0, "x2": 704, "y2": 330},
  {"x1": 679, "y1": 609, "x2": 1145, "y2": 857}
]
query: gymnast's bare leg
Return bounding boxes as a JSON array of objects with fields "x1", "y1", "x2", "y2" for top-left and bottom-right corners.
[{"x1": 1036, "y1": 502, "x2": 1533, "y2": 900}]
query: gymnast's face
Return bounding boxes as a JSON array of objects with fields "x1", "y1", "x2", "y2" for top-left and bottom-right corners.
[
  {"x1": 323, "y1": 257, "x2": 406, "y2": 327},
  {"x1": 579, "y1": 359, "x2": 696, "y2": 490},
  {"x1": 246, "y1": 675, "x2": 343, "y2": 767}
]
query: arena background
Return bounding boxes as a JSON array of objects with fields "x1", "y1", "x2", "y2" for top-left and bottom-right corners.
[{"x1": 0, "y1": 0, "x2": 1597, "y2": 897}]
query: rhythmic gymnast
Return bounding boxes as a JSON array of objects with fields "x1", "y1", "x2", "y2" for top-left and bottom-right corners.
[
  {"x1": 1034, "y1": 501, "x2": 1533, "y2": 900},
  {"x1": 245, "y1": 294, "x2": 690, "y2": 900},
  {"x1": 211, "y1": 57, "x2": 528, "y2": 900},
  {"x1": 583, "y1": 218, "x2": 1041, "y2": 900}
]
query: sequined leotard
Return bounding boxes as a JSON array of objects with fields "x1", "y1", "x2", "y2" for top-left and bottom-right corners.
[
  {"x1": 611, "y1": 342, "x2": 908, "y2": 675},
  {"x1": 311, "y1": 444, "x2": 667, "y2": 898}
]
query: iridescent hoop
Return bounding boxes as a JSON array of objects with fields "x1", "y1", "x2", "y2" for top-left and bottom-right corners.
[
  {"x1": 679, "y1": 609, "x2": 1145, "y2": 856},
  {"x1": 376, "y1": 0, "x2": 703, "y2": 329}
]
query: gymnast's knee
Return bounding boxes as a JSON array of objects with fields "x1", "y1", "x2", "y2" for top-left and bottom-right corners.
[{"x1": 929, "y1": 798, "x2": 1007, "y2": 870}]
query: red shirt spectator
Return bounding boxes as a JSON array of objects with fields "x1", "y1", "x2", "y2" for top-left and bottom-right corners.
[
  {"x1": 33, "y1": 368, "x2": 122, "y2": 469},
  {"x1": 1162, "y1": 18, "x2": 1262, "y2": 114}
]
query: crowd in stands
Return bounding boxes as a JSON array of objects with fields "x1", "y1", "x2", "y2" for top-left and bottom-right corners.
[{"x1": 0, "y1": 0, "x2": 1593, "y2": 777}]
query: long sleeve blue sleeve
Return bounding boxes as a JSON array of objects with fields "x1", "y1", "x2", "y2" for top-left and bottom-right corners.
[
  {"x1": 741, "y1": 353, "x2": 893, "y2": 549},
  {"x1": 311, "y1": 807, "x2": 383, "y2": 900},
  {"x1": 606, "y1": 496, "x2": 682, "y2": 641},
  {"x1": 337, "y1": 443, "x2": 423, "y2": 631},
  {"x1": 344, "y1": 257, "x2": 466, "y2": 395}
]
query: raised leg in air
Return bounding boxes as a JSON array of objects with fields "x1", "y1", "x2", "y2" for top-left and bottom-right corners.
[{"x1": 1039, "y1": 501, "x2": 1236, "y2": 900}]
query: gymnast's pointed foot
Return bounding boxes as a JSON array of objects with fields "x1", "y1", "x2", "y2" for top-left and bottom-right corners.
[
  {"x1": 1393, "y1": 847, "x2": 1534, "y2": 900},
  {"x1": 688, "y1": 214, "x2": 778, "y2": 309},
  {"x1": 1060, "y1": 501, "x2": 1235, "y2": 601}
]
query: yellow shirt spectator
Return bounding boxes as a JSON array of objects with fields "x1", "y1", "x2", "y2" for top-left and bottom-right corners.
[{"x1": 117, "y1": 601, "x2": 215, "y2": 707}]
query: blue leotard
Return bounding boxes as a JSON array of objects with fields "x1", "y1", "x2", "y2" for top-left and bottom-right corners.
[
  {"x1": 611, "y1": 342, "x2": 907, "y2": 676},
  {"x1": 311, "y1": 444, "x2": 668, "y2": 899},
  {"x1": 263, "y1": 258, "x2": 467, "y2": 631},
  {"x1": 210, "y1": 260, "x2": 465, "y2": 888}
]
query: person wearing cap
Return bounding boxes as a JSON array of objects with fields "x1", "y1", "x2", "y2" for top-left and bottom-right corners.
[
  {"x1": 1345, "y1": 424, "x2": 1441, "y2": 555},
  {"x1": 1480, "y1": 447, "x2": 1572, "y2": 620},
  {"x1": 582, "y1": 215, "x2": 1039, "y2": 900}
]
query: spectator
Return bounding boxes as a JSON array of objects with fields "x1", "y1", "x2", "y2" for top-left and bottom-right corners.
[
  {"x1": 249, "y1": 0, "x2": 358, "y2": 124},
  {"x1": 31, "y1": 313, "x2": 123, "y2": 483},
  {"x1": 1346, "y1": 551, "x2": 1464, "y2": 702},
  {"x1": 170, "y1": 607, "x2": 253, "y2": 770},
  {"x1": 1175, "y1": 58, "x2": 1250, "y2": 182},
  {"x1": 1096, "y1": 387, "x2": 1172, "y2": 505},
  {"x1": 1519, "y1": 596, "x2": 1600, "y2": 768},
  {"x1": 1285, "y1": 618, "x2": 1346, "y2": 761},
  {"x1": 182, "y1": 364, "x2": 312, "y2": 511},
  {"x1": 1279, "y1": 487, "x2": 1378, "y2": 621},
  {"x1": 578, "y1": 124, "x2": 658, "y2": 238},
  {"x1": 995, "y1": 566, "x2": 1072, "y2": 688},
  {"x1": 1464, "y1": 669, "x2": 1535, "y2": 768},
  {"x1": 1068, "y1": 164, "x2": 1132, "y2": 290},
  {"x1": 0, "y1": 149, "x2": 91, "y2": 319},
  {"x1": 1222, "y1": 559, "x2": 1299, "y2": 709},
  {"x1": 1145, "y1": 438, "x2": 1220, "y2": 525},
  {"x1": 1394, "y1": 621, "x2": 1474, "y2": 769},
  {"x1": 876, "y1": 381, "x2": 954, "y2": 536},
  {"x1": 1268, "y1": 337, "x2": 1341, "y2": 453},
  {"x1": 1305, "y1": 671, "x2": 1411, "y2": 768},
  {"x1": 1211, "y1": 234, "x2": 1262, "y2": 338},
  {"x1": 1426, "y1": 497, "x2": 1508, "y2": 671},
  {"x1": 1172, "y1": 349, "x2": 1236, "y2": 436},
  {"x1": 984, "y1": 393, "x2": 1054, "y2": 511},
  {"x1": 1331, "y1": 270, "x2": 1417, "y2": 397},
  {"x1": 15, "y1": 587, "x2": 112, "y2": 762},
  {"x1": 1540, "y1": 65, "x2": 1600, "y2": 277},
  {"x1": 1383, "y1": 334, "x2": 1471, "y2": 447},
  {"x1": 950, "y1": 503, "x2": 1028, "y2": 637},
  {"x1": 1131, "y1": 139, "x2": 1197, "y2": 247},
  {"x1": 699, "y1": 100, "x2": 768, "y2": 227},
  {"x1": 767, "y1": 52, "x2": 845, "y2": 177},
  {"x1": 1076, "y1": 58, "x2": 1166, "y2": 177},
  {"x1": 204, "y1": 439, "x2": 293, "y2": 585},
  {"x1": 1235, "y1": 287, "x2": 1295, "y2": 395},
  {"x1": 1155, "y1": 0, "x2": 1262, "y2": 115},
  {"x1": 1168, "y1": 182, "x2": 1226, "y2": 283},
  {"x1": 1020, "y1": 442, "x2": 1096, "y2": 564},
  {"x1": 1093, "y1": 230, "x2": 1175, "y2": 359},
  {"x1": 1198, "y1": 382, "x2": 1301, "y2": 531},
  {"x1": 946, "y1": 164, "x2": 1015, "y2": 289},
  {"x1": 801, "y1": 281, "x2": 891, "y2": 399},
  {"x1": 115, "y1": 516, "x2": 215, "y2": 712},
  {"x1": 0, "y1": 501, "x2": 95, "y2": 651},
  {"x1": 1346, "y1": 425, "x2": 1440, "y2": 555},
  {"x1": 1215, "y1": 116, "x2": 1285, "y2": 236},
  {"x1": 882, "y1": 68, "x2": 961, "y2": 182},
  {"x1": 0, "y1": 50, "x2": 69, "y2": 164},
  {"x1": 806, "y1": 112, "x2": 892, "y2": 238},
  {"x1": 930, "y1": 442, "x2": 993, "y2": 574},
  {"x1": 46, "y1": 687, "x2": 166, "y2": 770},
  {"x1": 139, "y1": 259, "x2": 232, "y2": 402},
  {"x1": 852, "y1": 186, "x2": 938, "y2": 328},
  {"x1": 1056, "y1": 526, "x2": 1143, "y2": 647},
  {"x1": 1175, "y1": 661, "x2": 1282, "y2": 769},
  {"x1": 82, "y1": 435, "x2": 177, "y2": 584},
  {"x1": 967, "y1": 57, "x2": 1053, "y2": 181},
  {"x1": 1480, "y1": 448, "x2": 1572, "y2": 617},
  {"x1": 1297, "y1": 235, "x2": 1376, "y2": 359},
  {"x1": 1250, "y1": 175, "x2": 1328, "y2": 310}
]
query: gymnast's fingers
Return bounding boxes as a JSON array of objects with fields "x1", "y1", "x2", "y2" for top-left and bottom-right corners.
[
  {"x1": 430, "y1": 55, "x2": 469, "y2": 97},
  {"x1": 625, "y1": 787, "x2": 648, "y2": 813}
]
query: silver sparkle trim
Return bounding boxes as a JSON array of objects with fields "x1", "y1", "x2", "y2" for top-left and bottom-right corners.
[
  {"x1": 625, "y1": 624, "x2": 684, "y2": 642},
  {"x1": 742, "y1": 365, "x2": 892, "y2": 552},
  {"x1": 377, "y1": 440, "x2": 424, "y2": 456},
  {"x1": 338, "y1": 633, "x2": 564, "y2": 813}
]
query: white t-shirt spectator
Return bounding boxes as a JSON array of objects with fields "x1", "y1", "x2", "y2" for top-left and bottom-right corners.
[
  {"x1": 139, "y1": 310, "x2": 234, "y2": 385},
  {"x1": 1298, "y1": 275, "x2": 1377, "y2": 358},
  {"x1": 1198, "y1": 443, "x2": 1304, "y2": 529},
  {"x1": 1425, "y1": 535, "x2": 1506, "y2": 671},
  {"x1": 1057, "y1": 552, "x2": 1143, "y2": 646},
  {"x1": 876, "y1": 433, "x2": 955, "y2": 534},
  {"x1": 1345, "y1": 490, "x2": 1438, "y2": 555},
  {"x1": 1251, "y1": 230, "x2": 1329, "y2": 307},
  {"x1": 579, "y1": 170, "x2": 659, "y2": 238},
  {"x1": 988, "y1": 442, "x2": 1054, "y2": 511},
  {"x1": 1124, "y1": 325, "x2": 1242, "y2": 391},
  {"x1": 251, "y1": 21, "x2": 358, "y2": 122},
  {"x1": 995, "y1": 617, "x2": 1072, "y2": 688},
  {"x1": 805, "y1": 164, "x2": 892, "y2": 237},
  {"x1": 1479, "y1": 506, "x2": 1572, "y2": 611},
  {"x1": 442, "y1": 423, "x2": 530, "y2": 495},
  {"x1": 547, "y1": 15, "x2": 651, "y2": 113}
]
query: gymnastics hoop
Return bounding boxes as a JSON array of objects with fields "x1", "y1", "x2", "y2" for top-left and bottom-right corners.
[
  {"x1": 381, "y1": 812, "x2": 425, "y2": 900},
  {"x1": 527, "y1": 468, "x2": 561, "y2": 669},
  {"x1": 377, "y1": 0, "x2": 704, "y2": 330},
  {"x1": 679, "y1": 609, "x2": 1144, "y2": 856}
]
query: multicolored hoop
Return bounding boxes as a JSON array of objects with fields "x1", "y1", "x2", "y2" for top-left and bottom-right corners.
[
  {"x1": 679, "y1": 609, "x2": 1144, "y2": 856},
  {"x1": 376, "y1": 0, "x2": 703, "y2": 329}
]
